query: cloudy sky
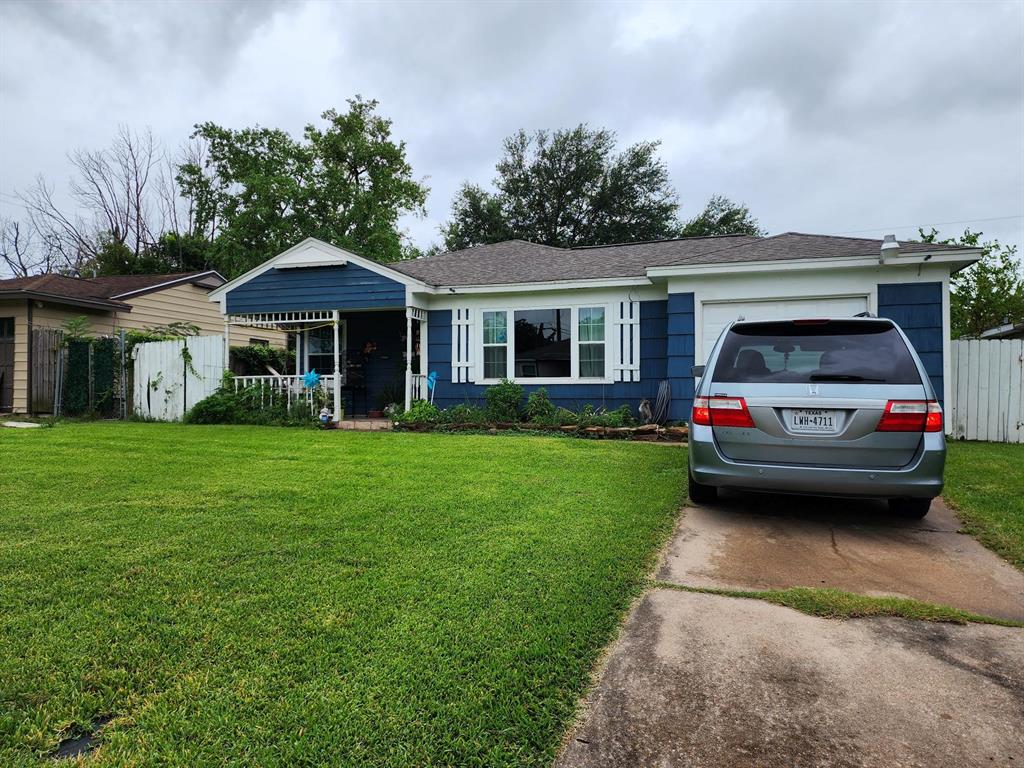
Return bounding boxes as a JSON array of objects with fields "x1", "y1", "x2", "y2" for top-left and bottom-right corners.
[{"x1": 1, "y1": 0, "x2": 1022, "y2": 254}]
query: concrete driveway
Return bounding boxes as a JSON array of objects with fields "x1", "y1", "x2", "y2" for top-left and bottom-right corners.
[
  {"x1": 557, "y1": 495, "x2": 1024, "y2": 768},
  {"x1": 660, "y1": 493, "x2": 1024, "y2": 623}
]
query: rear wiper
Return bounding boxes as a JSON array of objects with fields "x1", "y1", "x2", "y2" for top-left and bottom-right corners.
[{"x1": 809, "y1": 374, "x2": 886, "y2": 382}]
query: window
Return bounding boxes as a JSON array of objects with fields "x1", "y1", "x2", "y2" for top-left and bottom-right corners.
[
  {"x1": 578, "y1": 307, "x2": 605, "y2": 378},
  {"x1": 482, "y1": 311, "x2": 507, "y2": 379},
  {"x1": 477, "y1": 305, "x2": 610, "y2": 381},
  {"x1": 712, "y1": 321, "x2": 922, "y2": 385},
  {"x1": 306, "y1": 326, "x2": 335, "y2": 374},
  {"x1": 0, "y1": 317, "x2": 13, "y2": 339},
  {"x1": 249, "y1": 338, "x2": 270, "y2": 347},
  {"x1": 514, "y1": 308, "x2": 570, "y2": 378}
]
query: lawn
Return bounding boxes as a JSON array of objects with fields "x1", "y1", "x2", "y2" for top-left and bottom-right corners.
[
  {"x1": 0, "y1": 423, "x2": 686, "y2": 767},
  {"x1": 944, "y1": 440, "x2": 1024, "y2": 570}
]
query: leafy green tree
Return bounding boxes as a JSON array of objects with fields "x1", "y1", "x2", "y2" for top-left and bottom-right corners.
[
  {"x1": 441, "y1": 126, "x2": 682, "y2": 250},
  {"x1": 679, "y1": 194, "x2": 765, "y2": 237},
  {"x1": 82, "y1": 231, "x2": 215, "y2": 276},
  {"x1": 920, "y1": 227, "x2": 1024, "y2": 338},
  {"x1": 178, "y1": 98, "x2": 428, "y2": 276}
]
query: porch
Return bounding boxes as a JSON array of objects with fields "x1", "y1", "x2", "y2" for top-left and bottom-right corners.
[{"x1": 225, "y1": 308, "x2": 428, "y2": 419}]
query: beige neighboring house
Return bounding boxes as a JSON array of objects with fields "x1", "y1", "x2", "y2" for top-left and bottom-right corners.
[{"x1": 0, "y1": 270, "x2": 284, "y2": 414}]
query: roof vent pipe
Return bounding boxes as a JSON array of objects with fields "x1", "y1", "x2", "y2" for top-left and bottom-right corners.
[{"x1": 880, "y1": 234, "x2": 900, "y2": 264}]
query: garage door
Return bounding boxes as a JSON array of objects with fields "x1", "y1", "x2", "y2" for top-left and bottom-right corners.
[{"x1": 700, "y1": 296, "x2": 869, "y2": 363}]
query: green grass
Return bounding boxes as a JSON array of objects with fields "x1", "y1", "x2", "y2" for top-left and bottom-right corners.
[
  {"x1": 0, "y1": 423, "x2": 687, "y2": 767},
  {"x1": 944, "y1": 441, "x2": 1024, "y2": 570},
  {"x1": 653, "y1": 583, "x2": 1024, "y2": 628}
]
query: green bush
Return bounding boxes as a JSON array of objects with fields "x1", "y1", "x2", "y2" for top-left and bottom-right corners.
[
  {"x1": 395, "y1": 399, "x2": 442, "y2": 423},
  {"x1": 574, "y1": 403, "x2": 635, "y2": 428},
  {"x1": 484, "y1": 379, "x2": 523, "y2": 423},
  {"x1": 185, "y1": 376, "x2": 319, "y2": 427},
  {"x1": 524, "y1": 387, "x2": 557, "y2": 424},
  {"x1": 439, "y1": 403, "x2": 488, "y2": 424},
  {"x1": 231, "y1": 344, "x2": 295, "y2": 376}
]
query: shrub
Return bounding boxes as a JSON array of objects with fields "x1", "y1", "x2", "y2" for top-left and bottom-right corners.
[
  {"x1": 396, "y1": 399, "x2": 442, "y2": 423},
  {"x1": 185, "y1": 376, "x2": 319, "y2": 427},
  {"x1": 574, "y1": 404, "x2": 636, "y2": 428},
  {"x1": 525, "y1": 388, "x2": 557, "y2": 424},
  {"x1": 484, "y1": 379, "x2": 523, "y2": 422},
  {"x1": 439, "y1": 403, "x2": 488, "y2": 424},
  {"x1": 231, "y1": 344, "x2": 295, "y2": 376}
]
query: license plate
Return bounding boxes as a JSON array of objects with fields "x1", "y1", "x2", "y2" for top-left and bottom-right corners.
[{"x1": 790, "y1": 409, "x2": 839, "y2": 434}]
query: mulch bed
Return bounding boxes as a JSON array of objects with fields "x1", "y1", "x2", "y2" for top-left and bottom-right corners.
[{"x1": 394, "y1": 421, "x2": 688, "y2": 442}]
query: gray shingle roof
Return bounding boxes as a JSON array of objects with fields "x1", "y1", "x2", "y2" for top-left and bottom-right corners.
[{"x1": 391, "y1": 232, "x2": 971, "y2": 287}]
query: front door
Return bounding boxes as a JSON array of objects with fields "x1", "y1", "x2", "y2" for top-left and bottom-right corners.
[{"x1": 0, "y1": 317, "x2": 13, "y2": 411}]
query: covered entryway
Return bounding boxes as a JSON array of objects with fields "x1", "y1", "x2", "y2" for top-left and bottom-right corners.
[{"x1": 700, "y1": 296, "x2": 869, "y2": 363}]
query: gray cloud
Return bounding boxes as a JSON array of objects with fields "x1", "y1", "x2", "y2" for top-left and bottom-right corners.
[{"x1": 1, "y1": 0, "x2": 1021, "y2": 254}]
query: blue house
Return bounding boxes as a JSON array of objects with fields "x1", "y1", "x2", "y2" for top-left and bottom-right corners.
[{"x1": 209, "y1": 234, "x2": 980, "y2": 423}]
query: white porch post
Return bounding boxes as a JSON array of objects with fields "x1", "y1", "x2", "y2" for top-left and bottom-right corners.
[
  {"x1": 332, "y1": 310, "x2": 341, "y2": 421},
  {"x1": 405, "y1": 310, "x2": 413, "y2": 411}
]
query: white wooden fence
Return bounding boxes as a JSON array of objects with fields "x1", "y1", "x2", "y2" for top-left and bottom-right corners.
[
  {"x1": 133, "y1": 336, "x2": 225, "y2": 421},
  {"x1": 949, "y1": 339, "x2": 1024, "y2": 443}
]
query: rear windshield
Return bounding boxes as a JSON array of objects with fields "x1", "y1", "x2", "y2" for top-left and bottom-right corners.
[{"x1": 712, "y1": 320, "x2": 922, "y2": 384}]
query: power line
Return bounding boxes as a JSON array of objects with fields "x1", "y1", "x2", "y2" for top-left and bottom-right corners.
[{"x1": 833, "y1": 214, "x2": 1023, "y2": 236}]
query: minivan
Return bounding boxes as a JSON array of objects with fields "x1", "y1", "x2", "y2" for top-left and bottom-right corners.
[{"x1": 687, "y1": 317, "x2": 944, "y2": 517}]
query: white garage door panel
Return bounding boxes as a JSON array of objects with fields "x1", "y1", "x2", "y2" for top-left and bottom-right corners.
[{"x1": 701, "y1": 296, "x2": 869, "y2": 363}]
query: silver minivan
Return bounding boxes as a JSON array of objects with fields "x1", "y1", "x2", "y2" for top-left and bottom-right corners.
[{"x1": 688, "y1": 317, "x2": 945, "y2": 517}]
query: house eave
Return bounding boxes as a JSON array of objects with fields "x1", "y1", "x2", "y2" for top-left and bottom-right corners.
[
  {"x1": 0, "y1": 289, "x2": 130, "y2": 312},
  {"x1": 109, "y1": 270, "x2": 226, "y2": 299},
  {"x1": 645, "y1": 249, "x2": 983, "y2": 278},
  {"x1": 421, "y1": 275, "x2": 654, "y2": 295}
]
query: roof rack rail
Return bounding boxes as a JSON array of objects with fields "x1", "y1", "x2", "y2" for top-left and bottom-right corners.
[{"x1": 854, "y1": 311, "x2": 877, "y2": 318}]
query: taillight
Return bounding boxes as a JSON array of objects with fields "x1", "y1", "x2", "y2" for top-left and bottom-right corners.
[
  {"x1": 876, "y1": 400, "x2": 943, "y2": 433},
  {"x1": 692, "y1": 396, "x2": 755, "y2": 428}
]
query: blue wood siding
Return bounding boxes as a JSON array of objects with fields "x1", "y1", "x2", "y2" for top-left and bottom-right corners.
[
  {"x1": 225, "y1": 264, "x2": 405, "y2": 314},
  {"x1": 426, "y1": 301, "x2": 669, "y2": 416},
  {"x1": 666, "y1": 292, "x2": 695, "y2": 422},
  {"x1": 877, "y1": 282, "x2": 943, "y2": 401}
]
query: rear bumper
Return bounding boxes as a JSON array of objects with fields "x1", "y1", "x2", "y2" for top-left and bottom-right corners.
[{"x1": 688, "y1": 425, "x2": 945, "y2": 499}]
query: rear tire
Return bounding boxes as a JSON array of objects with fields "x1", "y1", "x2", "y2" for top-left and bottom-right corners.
[
  {"x1": 889, "y1": 497, "x2": 932, "y2": 518},
  {"x1": 688, "y1": 469, "x2": 718, "y2": 505}
]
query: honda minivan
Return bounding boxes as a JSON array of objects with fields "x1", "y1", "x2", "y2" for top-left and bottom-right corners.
[{"x1": 687, "y1": 317, "x2": 945, "y2": 517}]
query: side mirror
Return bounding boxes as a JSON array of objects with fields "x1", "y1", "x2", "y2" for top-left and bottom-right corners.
[{"x1": 691, "y1": 365, "x2": 705, "y2": 378}]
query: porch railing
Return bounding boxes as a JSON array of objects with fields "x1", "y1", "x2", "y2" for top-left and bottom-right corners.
[
  {"x1": 410, "y1": 373, "x2": 427, "y2": 403},
  {"x1": 234, "y1": 374, "x2": 338, "y2": 414}
]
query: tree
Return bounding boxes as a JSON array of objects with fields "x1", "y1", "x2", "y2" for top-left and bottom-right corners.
[
  {"x1": 441, "y1": 125, "x2": 682, "y2": 250},
  {"x1": 17, "y1": 126, "x2": 169, "y2": 275},
  {"x1": 920, "y1": 227, "x2": 1024, "y2": 338},
  {"x1": 679, "y1": 194, "x2": 765, "y2": 237},
  {"x1": 177, "y1": 97, "x2": 428, "y2": 276},
  {"x1": 0, "y1": 217, "x2": 54, "y2": 277}
]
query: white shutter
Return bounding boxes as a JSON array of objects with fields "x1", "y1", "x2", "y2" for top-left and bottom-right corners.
[
  {"x1": 451, "y1": 308, "x2": 474, "y2": 383},
  {"x1": 614, "y1": 300, "x2": 640, "y2": 382}
]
